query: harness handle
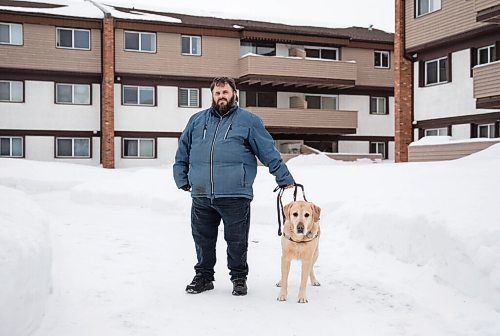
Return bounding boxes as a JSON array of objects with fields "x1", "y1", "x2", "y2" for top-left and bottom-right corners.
[{"x1": 273, "y1": 183, "x2": 308, "y2": 236}]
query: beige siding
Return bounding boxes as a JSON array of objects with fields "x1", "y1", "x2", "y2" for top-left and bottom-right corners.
[
  {"x1": 405, "y1": 0, "x2": 489, "y2": 50},
  {"x1": 473, "y1": 61, "x2": 500, "y2": 98},
  {"x1": 246, "y1": 107, "x2": 357, "y2": 129},
  {"x1": 239, "y1": 55, "x2": 357, "y2": 81},
  {"x1": 0, "y1": 24, "x2": 101, "y2": 72},
  {"x1": 409, "y1": 140, "x2": 500, "y2": 162},
  {"x1": 475, "y1": 0, "x2": 500, "y2": 12},
  {"x1": 341, "y1": 47, "x2": 394, "y2": 87},
  {"x1": 115, "y1": 29, "x2": 240, "y2": 77}
]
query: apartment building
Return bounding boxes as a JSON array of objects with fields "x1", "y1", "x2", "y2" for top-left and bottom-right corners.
[
  {"x1": 1, "y1": 0, "x2": 395, "y2": 168},
  {"x1": 395, "y1": 0, "x2": 500, "y2": 162}
]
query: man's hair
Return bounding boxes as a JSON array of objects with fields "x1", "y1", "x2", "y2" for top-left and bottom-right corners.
[{"x1": 210, "y1": 77, "x2": 237, "y2": 92}]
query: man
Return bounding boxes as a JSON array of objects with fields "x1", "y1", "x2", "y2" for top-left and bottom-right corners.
[{"x1": 173, "y1": 77, "x2": 295, "y2": 296}]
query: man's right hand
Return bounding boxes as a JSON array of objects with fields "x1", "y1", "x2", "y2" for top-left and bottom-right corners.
[{"x1": 180, "y1": 185, "x2": 191, "y2": 192}]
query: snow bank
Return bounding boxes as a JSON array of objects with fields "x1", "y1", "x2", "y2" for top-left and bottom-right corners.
[{"x1": 0, "y1": 186, "x2": 51, "y2": 336}]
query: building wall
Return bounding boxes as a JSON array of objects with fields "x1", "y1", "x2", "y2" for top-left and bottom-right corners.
[
  {"x1": 414, "y1": 49, "x2": 493, "y2": 121},
  {"x1": 114, "y1": 29, "x2": 240, "y2": 78},
  {"x1": 405, "y1": 0, "x2": 489, "y2": 50},
  {"x1": 0, "y1": 24, "x2": 101, "y2": 73},
  {"x1": 114, "y1": 137, "x2": 178, "y2": 168},
  {"x1": 0, "y1": 81, "x2": 100, "y2": 131},
  {"x1": 342, "y1": 47, "x2": 394, "y2": 87},
  {"x1": 24, "y1": 136, "x2": 101, "y2": 165}
]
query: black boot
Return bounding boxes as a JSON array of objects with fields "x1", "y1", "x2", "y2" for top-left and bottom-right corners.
[
  {"x1": 186, "y1": 274, "x2": 214, "y2": 294},
  {"x1": 232, "y1": 279, "x2": 247, "y2": 296}
]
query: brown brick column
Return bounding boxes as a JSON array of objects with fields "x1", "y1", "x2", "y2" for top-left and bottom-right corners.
[
  {"x1": 394, "y1": 0, "x2": 413, "y2": 162},
  {"x1": 101, "y1": 14, "x2": 115, "y2": 168}
]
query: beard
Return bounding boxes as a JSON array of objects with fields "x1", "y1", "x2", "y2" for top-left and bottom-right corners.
[{"x1": 212, "y1": 95, "x2": 236, "y2": 115}]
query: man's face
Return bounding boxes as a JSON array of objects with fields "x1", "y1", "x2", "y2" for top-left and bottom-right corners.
[{"x1": 212, "y1": 83, "x2": 235, "y2": 114}]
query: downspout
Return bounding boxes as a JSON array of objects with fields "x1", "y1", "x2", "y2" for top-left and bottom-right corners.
[{"x1": 86, "y1": 0, "x2": 115, "y2": 168}]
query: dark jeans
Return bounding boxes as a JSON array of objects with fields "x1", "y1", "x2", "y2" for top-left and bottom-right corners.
[{"x1": 191, "y1": 197, "x2": 251, "y2": 281}]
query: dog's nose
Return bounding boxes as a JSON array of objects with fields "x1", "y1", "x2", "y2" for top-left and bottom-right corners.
[{"x1": 297, "y1": 223, "x2": 304, "y2": 234}]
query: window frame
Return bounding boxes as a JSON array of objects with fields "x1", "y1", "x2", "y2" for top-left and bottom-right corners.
[
  {"x1": 122, "y1": 138, "x2": 156, "y2": 159},
  {"x1": 304, "y1": 94, "x2": 339, "y2": 110},
  {"x1": 55, "y1": 137, "x2": 91, "y2": 158},
  {"x1": 56, "y1": 27, "x2": 91, "y2": 50},
  {"x1": 424, "y1": 127, "x2": 448, "y2": 136},
  {"x1": 477, "y1": 123, "x2": 495, "y2": 138},
  {"x1": 370, "y1": 96, "x2": 388, "y2": 115},
  {"x1": 0, "y1": 80, "x2": 24, "y2": 103},
  {"x1": 425, "y1": 56, "x2": 449, "y2": 86},
  {"x1": 124, "y1": 30, "x2": 157, "y2": 53},
  {"x1": 0, "y1": 136, "x2": 24, "y2": 158},
  {"x1": 0, "y1": 22, "x2": 23, "y2": 45},
  {"x1": 415, "y1": 0, "x2": 442, "y2": 17},
  {"x1": 374, "y1": 50, "x2": 391, "y2": 69},
  {"x1": 181, "y1": 35, "x2": 202, "y2": 56},
  {"x1": 55, "y1": 83, "x2": 91, "y2": 105},
  {"x1": 304, "y1": 46, "x2": 339, "y2": 61},
  {"x1": 369, "y1": 141, "x2": 387, "y2": 159},
  {"x1": 178, "y1": 88, "x2": 201, "y2": 108},
  {"x1": 122, "y1": 85, "x2": 156, "y2": 106},
  {"x1": 477, "y1": 45, "x2": 496, "y2": 65}
]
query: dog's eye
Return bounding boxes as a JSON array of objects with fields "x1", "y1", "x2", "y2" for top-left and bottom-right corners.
[
  {"x1": 305, "y1": 213, "x2": 310, "y2": 218},
  {"x1": 292, "y1": 212, "x2": 298, "y2": 217}
]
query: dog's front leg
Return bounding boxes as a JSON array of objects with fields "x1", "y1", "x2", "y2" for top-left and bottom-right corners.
[
  {"x1": 298, "y1": 260, "x2": 312, "y2": 303},
  {"x1": 277, "y1": 255, "x2": 291, "y2": 301}
]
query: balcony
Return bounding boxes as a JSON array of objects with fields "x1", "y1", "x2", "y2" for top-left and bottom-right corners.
[
  {"x1": 473, "y1": 61, "x2": 500, "y2": 108},
  {"x1": 238, "y1": 54, "x2": 357, "y2": 90},
  {"x1": 246, "y1": 107, "x2": 358, "y2": 135},
  {"x1": 475, "y1": 0, "x2": 500, "y2": 23}
]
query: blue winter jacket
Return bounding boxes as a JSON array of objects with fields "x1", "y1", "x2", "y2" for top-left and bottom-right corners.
[{"x1": 173, "y1": 104, "x2": 295, "y2": 200}]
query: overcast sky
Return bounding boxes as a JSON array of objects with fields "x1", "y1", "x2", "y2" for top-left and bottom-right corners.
[{"x1": 100, "y1": 0, "x2": 395, "y2": 32}]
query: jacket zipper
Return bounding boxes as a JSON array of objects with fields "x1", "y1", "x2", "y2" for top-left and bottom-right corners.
[
  {"x1": 202, "y1": 124, "x2": 207, "y2": 140},
  {"x1": 210, "y1": 116, "x2": 223, "y2": 200},
  {"x1": 223, "y1": 124, "x2": 232, "y2": 140}
]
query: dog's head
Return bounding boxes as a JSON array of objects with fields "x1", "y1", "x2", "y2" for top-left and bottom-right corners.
[{"x1": 283, "y1": 201, "x2": 321, "y2": 236}]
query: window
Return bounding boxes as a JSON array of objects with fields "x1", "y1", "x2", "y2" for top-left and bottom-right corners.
[
  {"x1": 478, "y1": 45, "x2": 496, "y2": 65},
  {"x1": 478, "y1": 124, "x2": 495, "y2": 138},
  {"x1": 374, "y1": 50, "x2": 390, "y2": 68},
  {"x1": 240, "y1": 41, "x2": 276, "y2": 56},
  {"x1": 370, "y1": 97, "x2": 388, "y2": 115},
  {"x1": 181, "y1": 35, "x2": 201, "y2": 55},
  {"x1": 123, "y1": 138, "x2": 155, "y2": 158},
  {"x1": 370, "y1": 142, "x2": 387, "y2": 159},
  {"x1": 0, "y1": 80, "x2": 23, "y2": 102},
  {"x1": 425, "y1": 57, "x2": 448, "y2": 86},
  {"x1": 305, "y1": 95, "x2": 338, "y2": 110},
  {"x1": 56, "y1": 138, "x2": 90, "y2": 158},
  {"x1": 425, "y1": 127, "x2": 448, "y2": 136},
  {"x1": 56, "y1": 83, "x2": 90, "y2": 105},
  {"x1": 0, "y1": 137, "x2": 23, "y2": 157},
  {"x1": 305, "y1": 47, "x2": 339, "y2": 60},
  {"x1": 241, "y1": 91, "x2": 277, "y2": 108},
  {"x1": 124, "y1": 31, "x2": 156, "y2": 52},
  {"x1": 0, "y1": 22, "x2": 23, "y2": 45},
  {"x1": 56, "y1": 28, "x2": 90, "y2": 50},
  {"x1": 416, "y1": 0, "x2": 441, "y2": 16},
  {"x1": 179, "y1": 88, "x2": 200, "y2": 107},
  {"x1": 123, "y1": 85, "x2": 155, "y2": 106}
]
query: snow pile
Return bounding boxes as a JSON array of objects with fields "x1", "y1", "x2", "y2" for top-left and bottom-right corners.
[{"x1": 0, "y1": 186, "x2": 51, "y2": 336}]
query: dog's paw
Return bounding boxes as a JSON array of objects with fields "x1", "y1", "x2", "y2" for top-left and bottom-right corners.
[
  {"x1": 311, "y1": 280, "x2": 321, "y2": 286},
  {"x1": 297, "y1": 297, "x2": 308, "y2": 303},
  {"x1": 277, "y1": 295, "x2": 287, "y2": 302}
]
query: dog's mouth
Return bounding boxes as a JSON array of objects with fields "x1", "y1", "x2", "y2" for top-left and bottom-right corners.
[{"x1": 296, "y1": 223, "x2": 304, "y2": 234}]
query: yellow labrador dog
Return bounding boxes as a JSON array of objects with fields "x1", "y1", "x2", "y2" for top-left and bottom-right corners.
[{"x1": 277, "y1": 200, "x2": 321, "y2": 303}]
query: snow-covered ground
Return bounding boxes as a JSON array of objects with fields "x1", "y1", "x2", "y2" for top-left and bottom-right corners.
[{"x1": 1, "y1": 145, "x2": 500, "y2": 336}]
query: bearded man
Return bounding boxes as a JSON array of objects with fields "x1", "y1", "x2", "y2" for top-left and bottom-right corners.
[{"x1": 173, "y1": 76, "x2": 295, "y2": 296}]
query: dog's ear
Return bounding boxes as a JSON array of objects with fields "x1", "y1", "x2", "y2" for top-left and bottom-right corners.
[
  {"x1": 283, "y1": 202, "x2": 294, "y2": 221},
  {"x1": 311, "y1": 203, "x2": 321, "y2": 222}
]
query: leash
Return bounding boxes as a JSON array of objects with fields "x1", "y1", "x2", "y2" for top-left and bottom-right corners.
[{"x1": 273, "y1": 183, "x2": 308, "y2": 236}]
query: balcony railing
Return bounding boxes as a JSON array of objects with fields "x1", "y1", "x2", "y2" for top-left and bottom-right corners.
[
  {"x1": 238, "y1": 54, "x2": 357, "y2": 89},
  {"x1": 475, "y1": 0, "x2": 500, "y2": 22},
  {"x1": 473, "y1": 61, "x2": 500, "y2": 108},
  {"x1": 246, "y1": 107, "x2": 357, "y2": 132}
]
